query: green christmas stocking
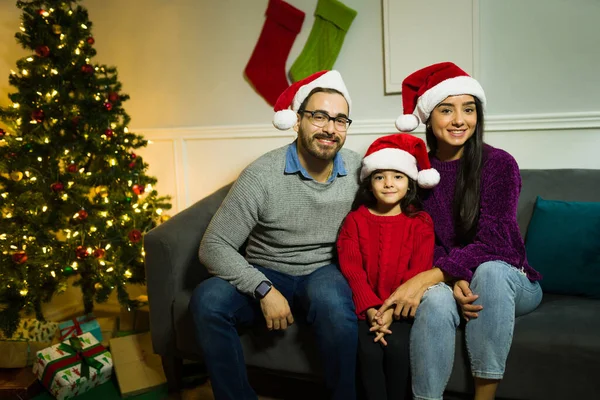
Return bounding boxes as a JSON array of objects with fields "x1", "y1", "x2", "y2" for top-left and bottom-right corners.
[{"x1": 289, "y1": 0, "x2": 357, "y2": 82}]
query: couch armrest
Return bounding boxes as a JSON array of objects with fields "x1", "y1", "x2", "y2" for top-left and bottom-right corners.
[{"x1": 144, "y1": 183, "x2": 232, "y2": 355}]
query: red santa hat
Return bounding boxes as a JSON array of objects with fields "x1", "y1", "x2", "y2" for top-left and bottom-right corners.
[
  {"x1": 273, "y1": 70, "x2": 351, "y2": 130},
  {"x1": 395, "y1": 62, "x2": 486, "y2": 132},
  {"x1": 361, "y1": 133, "x2": 440, "y2": 188}
]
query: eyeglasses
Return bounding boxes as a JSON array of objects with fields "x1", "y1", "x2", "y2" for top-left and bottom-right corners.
[{"x1": 298, "y1": 109, "x2": 352, "y2": 132}]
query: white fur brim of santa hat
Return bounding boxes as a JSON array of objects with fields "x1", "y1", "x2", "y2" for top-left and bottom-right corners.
[
  {"x1": 361, "y1": 148, "x2": 440, "y2": 188},
  {"x1": 360, "y1": 134, "x2": 440, "y2": 189},
  {"x1": 273, "y1": 70, "x2": 351, "y2": 130},
  {"x1": 395, "y1": 62, "x2": 486, "y2": 132}
]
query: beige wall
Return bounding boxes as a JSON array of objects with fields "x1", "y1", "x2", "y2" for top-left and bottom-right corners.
[{"x1": 1, "y1": 0, "x2": 599, "y2": 317}]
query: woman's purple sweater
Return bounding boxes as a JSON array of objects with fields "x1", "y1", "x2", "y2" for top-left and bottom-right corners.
[{"x1": 422, "y1": 144, "x2": 542, "y2": 282}]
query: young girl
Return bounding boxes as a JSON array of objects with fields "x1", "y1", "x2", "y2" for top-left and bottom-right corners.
[
  {"x1": 336, "y1": 134, "x2": 438, "y2": 400},
  {"x1": 379, "y1": 62, "x2": 543, "y2": 400}
]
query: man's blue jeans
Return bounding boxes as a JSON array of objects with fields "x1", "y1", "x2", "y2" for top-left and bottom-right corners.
[
  {"x1": 410, "y1": 261, "x2": 543, "y2": 400},
  {"x1": 189, "y1": 264, "x2": 358, "y2": 400}
]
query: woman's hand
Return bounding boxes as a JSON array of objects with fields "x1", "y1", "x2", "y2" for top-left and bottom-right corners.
[
  {"x1": 376, "y1": 279, "x2": 426, "y2": 322},
  {"x1": 453, "y1": 280, "x2": 483, "y2": 321},
  {"x1": 375, "y1": 268, "x2": 445, "y2": 322}
]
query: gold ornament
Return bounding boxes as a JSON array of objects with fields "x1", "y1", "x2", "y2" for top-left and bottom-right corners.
[
  {"x1": 94, "y1": 282, "x2": 102, "y2": 290},
  {"x1": 95, "y1": 186, "x2": 109, "y2": 197},
  {"x1": 52, "y1": 24, "x2": 62, "y2": 34},
  {"x1": 10, "y1": 171, "x2": 23, "y2": 181},
  {"x1": 160, "y1": 214, "x2": 171, "y2": 223}
]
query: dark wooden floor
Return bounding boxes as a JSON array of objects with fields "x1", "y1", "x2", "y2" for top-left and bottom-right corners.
[{"x1": 169, "y1": 363, "x2": 474, "y2": 400}]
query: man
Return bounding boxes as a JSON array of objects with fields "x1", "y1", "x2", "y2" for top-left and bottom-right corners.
[{"x1": 189, "y1": 70, "x2": 361, "y2": 400}]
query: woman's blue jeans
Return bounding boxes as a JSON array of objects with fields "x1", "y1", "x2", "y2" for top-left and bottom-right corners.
[
  {"x1": 410, "y1": 261, "x2": 543, "y2": 400},
  {"x1": 189, "y1": 264, "x2": 358, "y2": 400}
]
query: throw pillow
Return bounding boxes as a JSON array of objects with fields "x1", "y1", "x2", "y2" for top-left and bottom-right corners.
[{"x1": 525, "y1": 196, "x2": 600, "y2": 298}]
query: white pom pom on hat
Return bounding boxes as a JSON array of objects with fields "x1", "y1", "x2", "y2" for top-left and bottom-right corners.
[
  {"x1": 396, "y1": 62, "x2": 486, "y2": 132},
  {"x1": 273, "y1": 109, "x2": 297, "y2": 130},
  {"x1": 272, "y1": 70, "x2": 351, "y2": 131},
  {"x1": 360, "y1": 133, "x2": 440, "y2": 188},
  {"x1": 395, "y1": 114, "x2": 420, "y2": 132}
]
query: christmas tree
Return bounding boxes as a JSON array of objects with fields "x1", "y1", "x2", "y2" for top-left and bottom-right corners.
[{"x1": 0, "y1": 0, "x2": 171, "y2": 337}]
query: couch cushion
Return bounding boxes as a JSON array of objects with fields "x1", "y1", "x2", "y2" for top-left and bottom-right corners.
[
  {"x1": 174, "y1": 291, "x2": 323, "y2": 377},
  {"x1": 446, "y1": 294, "x2": 600, "y2": 399},
  {"x1": 517, "y1": 169, "x2": 600, "y2": 238},
  {"x1": 525, "y1": 197, "x2": 600, "y2": 298}
]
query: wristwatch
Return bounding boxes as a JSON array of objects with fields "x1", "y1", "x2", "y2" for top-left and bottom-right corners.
[{"x1": 254, "y1": 281, "x2": 273, "y2": 299}]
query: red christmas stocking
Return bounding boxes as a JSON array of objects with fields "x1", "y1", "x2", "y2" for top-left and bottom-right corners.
[{"x1": 244, "y1": 0, "x2": 305, "y2": 106}]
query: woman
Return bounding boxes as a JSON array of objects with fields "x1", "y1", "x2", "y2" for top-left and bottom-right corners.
[{"x1": 377, "y1": 62, "x2": 543, "y2": 400}]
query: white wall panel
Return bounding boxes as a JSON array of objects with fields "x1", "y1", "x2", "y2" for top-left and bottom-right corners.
[
  {"x1": 135, "y1": 138, "x2": 180, "y2": 213},
  {"x1": 138, "y1": 112, "x2": 600, "y2": 213},
  {"x1": 183, "y1": 135, "x2": 293, "y2": 205}
]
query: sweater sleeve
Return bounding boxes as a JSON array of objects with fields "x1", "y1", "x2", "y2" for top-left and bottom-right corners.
[
  {"x1": 198, "y1": 168, "x2": 270, "y2": 296},
  {"x1": 336, "y1": 212, "x2": 383, "y2": 316},
  {"x1": 434, "y1": 153, "x2": 525, "y2": 282},
  {"x1": 433, "y1": 243, "x2": 448, "y2": 264},
  {"x1": 404, "y1": 212, "x2": 435, "y2": 281}
]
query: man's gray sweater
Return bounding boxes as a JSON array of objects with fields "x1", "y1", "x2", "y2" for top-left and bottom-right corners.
[{"x1": 199, "y1": 144, "x2": 362, "y2": 296}]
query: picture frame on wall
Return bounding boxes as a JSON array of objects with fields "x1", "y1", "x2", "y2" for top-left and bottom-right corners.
[{"x1": 381, "y1": 0, "x2": 480, "y2": 94}]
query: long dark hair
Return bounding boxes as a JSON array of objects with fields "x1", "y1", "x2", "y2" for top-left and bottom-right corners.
[
  {"x1": 352, "y1": 171, "x2": 423, "y2": 217},
  {"x1": 425, "y1": 97, "x2": 485, "y2": 245}
]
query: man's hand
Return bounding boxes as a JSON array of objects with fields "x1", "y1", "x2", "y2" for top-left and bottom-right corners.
[
  {"x1": 259, "y1": 287, "x2": 294, "y2": 330},
  {"x1": 453, "y1": 280, "x2": 483, "y2": 321}
]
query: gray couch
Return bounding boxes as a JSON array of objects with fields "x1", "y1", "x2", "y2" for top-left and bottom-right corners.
[{"x1": 144, "y1": 169, "x2": 600, "y2": 399}]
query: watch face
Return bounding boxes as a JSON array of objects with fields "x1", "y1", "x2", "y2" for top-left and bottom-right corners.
[{"x1": 255, "y1": 281, "x2": 272, "y2": 298}]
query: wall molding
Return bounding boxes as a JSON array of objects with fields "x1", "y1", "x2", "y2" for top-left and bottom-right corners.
[{"x1": 136, "y1": 111, "x2": 600, "y2": 140}]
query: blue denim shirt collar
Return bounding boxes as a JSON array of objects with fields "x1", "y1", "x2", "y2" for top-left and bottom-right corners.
[{"x1": 284, "y1": 141, "x2": 347, "y2": 183}]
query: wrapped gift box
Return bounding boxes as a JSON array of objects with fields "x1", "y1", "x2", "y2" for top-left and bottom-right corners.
[
  {"x1": 0, "y1": 319, "x2": 59, "y2": 368},
  {"x1": 32, "y1": 332, "x2": 113, "y2": 400},
  {"x1": 110, "y1": 332, "x2": 166, "y2": 397},
  {"x1": 58, "y1": 314, "x2": 102, "y2": 343},
  {"x1": 0, "y1": 318, "x2": 59, "y2": 342}
]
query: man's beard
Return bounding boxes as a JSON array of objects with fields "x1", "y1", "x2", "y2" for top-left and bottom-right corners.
[{"x1": 298, "y1": 129, "x2": 344, "y2": 161}]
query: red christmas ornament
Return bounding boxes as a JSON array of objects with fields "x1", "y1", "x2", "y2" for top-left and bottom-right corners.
[
  {"x1": 35, "y1": 45, "x2": 50, "y2": 57},
  {"x1": 31, "y1": 109, "x2": 45, "y2": 123},
  {"x1": 128, "y1": 229, "x2": 142, "y2": 243},
  {"x1": 67, "y1": 164, "x2": 78, "y2": 173},
  {"x1": 108, "y1": 92, "x2": 119, "y2": 103},
  {"x1": 103, "y1": 102, "x2": 113, "y2": 111},
  {"x1": 93, "y1": 248, "x2": 106, "y2": 259},
  {"x1": 86, "y1": 36, "x2": 95, "y2": 45},
  {"x1": 132, "y1": 184, "x2": 143, "y2": 195},
  {"x1": 77, "y1": 209, "x2": 88, "y2": 220},
  {"x1": 130, "y1": 153, "x2": 137, "y2": 159},
  {"x1": 12, "y1": 251, "x2": 28, "y2": 264},
  {"x1": 50, "y1": 182, "x2": 64, "y2": 192},
  {"x1": 128, "y1": 161, "x2": 136, "y2": 169},
  {"x1": 37, "y1": 9, "x2": 46, "y2": 15},
  {"x1": 104, "y1": 128, "x2": 113, "y2": 138},
  {"x1": 0, "y1": 128, "x2": 5, "y2": 137},
  {"x1": 76, "y1": 246, "x2": 90, "y2": 259},
  {"x1": 81, "y1": 64, "x2": 94, "y2": 74}
]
